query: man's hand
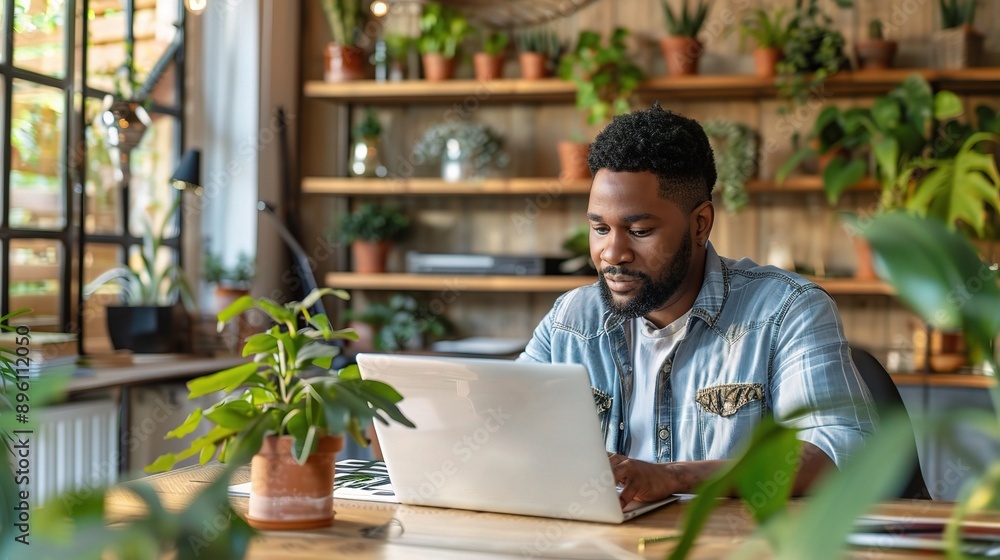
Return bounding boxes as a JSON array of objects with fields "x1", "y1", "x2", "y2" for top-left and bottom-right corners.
[{"x1": 609, "y1": 454, "x2": 682, "y2": 506}]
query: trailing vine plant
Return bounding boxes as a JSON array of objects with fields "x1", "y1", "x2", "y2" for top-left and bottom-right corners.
[{"x1": 703, "y1": 120, "x2": 757, "y2": 213}]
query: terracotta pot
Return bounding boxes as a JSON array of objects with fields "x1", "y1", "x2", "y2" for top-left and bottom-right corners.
[
  {"x1": 856, "y1": 40, "x2": 898, "y2": 70},
  {"x1": 352, "y1": 240, "x2": 392, "y2": 273},
  {"x1": 852, "y1": 236, "x2": 877, "y2": 281},
  {"x1": 473, "y1": 52, "x2": 504, "y2": 81},
  {"x1": 422, "y1": 53, "x2": 457, "y2": 81},
  {"x1": 557, "y1": 141, "x2": 591, "y2": 181},
  {"x1": 214, "y1": 286, "x2": 249, "y2": 314},
  {"x1": 931, "y1": 25, "x2": 984, "y2": 69},
  {"x1": 518, "y1": 52, "x2": 548, "y2": 79},
  {"x1": 324, "y1": 43, "x2": 365, "y2": 82},
  {"x1": 246, "y1": 435, "x2": 344, "y2": 530},
  {"x1": 659, "y1": 36, "x2": 703, "y2": 76},
  {"x1": 753, "y1": 47, "x2": 781, "y2": 78}
]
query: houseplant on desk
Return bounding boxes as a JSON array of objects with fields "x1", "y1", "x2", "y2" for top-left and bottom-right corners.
[
  {"x1": 146, "y1": 288, "x2": 414, "y2": 529},
  {"x1": 84, "y1": 196, "x2": 195, "y2": 353}
]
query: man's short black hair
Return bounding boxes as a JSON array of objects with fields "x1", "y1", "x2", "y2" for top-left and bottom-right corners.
[{"x1": 587, "y1": 103, "x2": 717, "y2": 212}]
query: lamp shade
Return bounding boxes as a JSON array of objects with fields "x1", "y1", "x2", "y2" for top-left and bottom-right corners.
[{"x1": 171, "y1": 149, "x2": 201, "y2": 193}]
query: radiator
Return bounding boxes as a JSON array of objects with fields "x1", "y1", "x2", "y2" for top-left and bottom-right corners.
[{"x1": 29, "y1": 399, "x2": 119, "y2": 505}]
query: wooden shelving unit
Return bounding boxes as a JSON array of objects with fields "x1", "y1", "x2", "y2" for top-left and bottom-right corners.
[
  {"x1": 303, "y1": 176, "x2": 879, "y2": 196},
  {"x1": 304, "y1": 68, "x2": 1000, "y2": 104},
  {"x1": 325, "y1": 272, "x2": 893, "y2": 295}
]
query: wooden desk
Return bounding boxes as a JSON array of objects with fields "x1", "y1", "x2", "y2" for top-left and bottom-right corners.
[{"x1": 105, "y1": 464, "x2": 998, "y2": 559}]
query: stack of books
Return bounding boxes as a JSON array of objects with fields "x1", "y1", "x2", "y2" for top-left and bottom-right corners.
[{"x1": 0, "y1": 332, "x2": 78, "y2": 377}]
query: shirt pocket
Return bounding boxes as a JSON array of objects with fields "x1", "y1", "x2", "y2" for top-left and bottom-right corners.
[
  {"x1": 592, "y1": 387, "x2": 613, "y2": 439},
  {"x1": 695, "y1": 383, "x2": 764, "y2": 458}
]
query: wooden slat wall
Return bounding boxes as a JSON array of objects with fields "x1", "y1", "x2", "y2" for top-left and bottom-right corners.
[{"x1": 297, "y1": 0, "x2": 1000, "y2": 361}]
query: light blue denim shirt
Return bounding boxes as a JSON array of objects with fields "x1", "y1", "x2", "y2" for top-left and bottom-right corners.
[{"x1": 518, "y1": 242, "x2": 878, "y2": 468}]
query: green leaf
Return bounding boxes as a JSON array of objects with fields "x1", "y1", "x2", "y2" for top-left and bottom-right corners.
[
  {"x1": 199, "y1": 442, "x2": 217, "y2": 464},
  {"x1": 933, "y1": 90, "x2": 964, "y2": 120},
  {"x1": 216, "y1": 295, "x2": 255, "y2": 330},
  {"x1": 228, "y1": 410, "x2": 281, "y2": 466},
  {"x1": 187, "y1": 362, "x2": 259, "y2": 398},
  {"x1": 338, "y1": 363, "x2": 362, "y2": 380},
  {"x1": 772, "y1": 412, "x2": 915, "y2": 560},
  {"x1": 870, "y1": 96, "x2": 901, "y2": 131},
  {"x1": 256, "y1": 297, "x2": 294, "y2": 325},
  {"x1": 294, "y1": 341, "x2": 343, "y2": 369},
  {"x1": 242, "y1": 332, "x2": 279, "y2": 356},
  {"x1": 204, "y1": 400, "x2": 259, "y2": 431},
  {"x1": 164, "y1": 408, "x2": 203, "y2": 439},
  {"x1": 821, "y1": 156, "x2": 867, "y2": 204},
  {"x1": 775, "y1": 147, "x2": 815, "y2": 184}
]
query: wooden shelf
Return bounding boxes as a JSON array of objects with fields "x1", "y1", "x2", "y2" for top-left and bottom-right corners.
[
  {"x1": 302, "y1": 177, "x2": 591, "y2": 196},
  {"x1": 890, "y1": 373, "x2": 995, "y2": 389},
  {"x1": 326, "y1": 273, "x2": 594, "y2": 292},
  {"x1": 304, "y1": 176, "x2": 879, "y2": 196},
  {"x1": 326, "y1": 272, "x2": 893, "y2": 295},
  {"x1": 304, "y1": 68, "x2": 1000, "y2": 104}
]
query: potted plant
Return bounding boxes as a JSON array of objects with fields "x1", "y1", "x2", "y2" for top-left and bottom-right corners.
[
  {"x1": 659, "y1": 0, "x2": 710, "y2": 76},
  {"x1": 703, "y1": 120, "x2": 758, "y2": 213},
  {"x1": 345, "y1": 293, "x2": 452, "y2": 352},
  {"x1": 204, "y1": 250, "x2": 255, "y2": 312},
  {"x1": 474, "y1": 30, "x2": 508, "y2": 81},
  {"x1": 320, "y1": 0, "x2": 365, "y2": 82},
  {"x1": 84, "y1": 197, "x2": 195, "y2": 353},
  {"x1": 335, "y1": 203, "x2": 411, "y2": 273},
  {"x1": 776, "y1": 0, "x2": 852, "y2": 106},
  {"x1": 146, "y1": 288, "x2": 414, "y2": 529},
  {"x1": 383, "y1": 33, "x2": 412, "y2": 82},
  {"x1": 556, "y1": 28, "x2": 644, "y2": 180},
  {"x1": 349, "y1": 107, "x2": 387, "y2": 178},
  {"x1": 411, "y1": 120, "x2": 510, "y2": 182},
  {"x1": 856, "y1": 19, "x2": 897, "y2": 70},
  {"x1": 932, "y1": 0, "x2": 983, "y2": 69},
  {"x1": 417, "y1": 2, "x2": 474, "y2": 81},
  {"x1": 515, "y1": 28, "x2": 562, "y2": 80},
  {"x1": 739, "y1": 8, "x2": 792, "y2": 78}
]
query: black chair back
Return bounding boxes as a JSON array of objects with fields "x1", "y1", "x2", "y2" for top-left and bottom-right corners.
[{"x1": 850, "y1": 347, "x2": 931, "y2": 500}]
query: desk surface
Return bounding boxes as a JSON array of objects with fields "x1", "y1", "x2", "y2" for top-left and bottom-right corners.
[{"x1": 104, "y1": 464, "x2": 996, "y2": 559}]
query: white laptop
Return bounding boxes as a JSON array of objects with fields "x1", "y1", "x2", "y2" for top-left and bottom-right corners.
[{"x1": 356, "y1": 353, "x2": 678, "y2": 523}]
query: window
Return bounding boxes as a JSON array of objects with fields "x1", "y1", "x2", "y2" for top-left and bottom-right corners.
[{"x1": 2, "y1": 0, "x2": 186, "y2": 353}]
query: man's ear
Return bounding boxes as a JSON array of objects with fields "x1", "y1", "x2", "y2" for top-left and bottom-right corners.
[{"x1": 691, "y1": 200, "x2": 715, "y2": 247}]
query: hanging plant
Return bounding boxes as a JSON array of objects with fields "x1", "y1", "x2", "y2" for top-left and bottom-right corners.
[{"x1": 703, "y1": 120, "x2": 757, "y2": 213}]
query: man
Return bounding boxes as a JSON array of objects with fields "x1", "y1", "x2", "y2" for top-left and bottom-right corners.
[{"x1": 518, "y1": 104, "x2": 877, "y2": 506}]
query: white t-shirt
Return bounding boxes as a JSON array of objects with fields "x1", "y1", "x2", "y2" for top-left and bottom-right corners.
[{"x1": 627, "y1": 310, "x2": 691, "y2": 462}]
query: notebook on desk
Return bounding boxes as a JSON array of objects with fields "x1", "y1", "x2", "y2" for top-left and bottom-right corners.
[{"x1": 356, "y1": 353, "x2": 678, "y2": 523}]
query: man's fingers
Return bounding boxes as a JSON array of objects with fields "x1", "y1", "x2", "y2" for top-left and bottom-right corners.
[{"x1": 618, "y1": 483, "x2": 638, "y2": 508}]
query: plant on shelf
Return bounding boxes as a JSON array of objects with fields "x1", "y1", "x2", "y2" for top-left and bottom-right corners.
[
  {"x1": 411, "y1": 120, "x2": 510, "y2": 182},
  {"x1": 932, "y1": 0, "x2": 983, "y2": 69},
  {"x1": 146, "y1": 288, "x2": 414, "y2": 530},
  {"x1": 417, "y1": 2, "x2": 474, "y2": 81},
  {"x1": 346, "y1": 293, "x2": 452, "y2": 352},
  {"x1": 856, "y1": 18, "x2": 898, "y2": 70},
  {"x1": 738, "y1": 7, "x2": 793, "y2": 77},
  {"x1": 474, "y1": 30, "x2": 508, "y2": 81},
  {"x1": 703, "y1": 120, "x2": 758, "y2": 213},
  {"x1": 776, "y1": 0, "x2": 852, "y2": 106},
  {"x1": 204, "y1": 250, "x2": 256, "y2": 312},
  {"x1": 557, "y1": 27, "x2": 644, "y2": 180},
  {"x1": 515, "y1": 27, "x2": 563, "y2": 79},
  {"x1": 383, "y1": 33, "x2": 412, "y2": 81},
  {"x1": 560, "y1": 225, "x2": 595, "y2": 274},
  {"x1": 659, "y1": 0, "x2": 710, "y2": 75},
  {"x1": 350, "y1": 107, "x2": 387, "y2": 178},
  {"x1": 320, "y1": 0, "x2": 365, "y2": 82},
  {"x1": 335, "y1": 203, "x2": 411, "y2": 274},
  {"x1": 84, "y1": 196, "x2": 195, "y2": 353}
]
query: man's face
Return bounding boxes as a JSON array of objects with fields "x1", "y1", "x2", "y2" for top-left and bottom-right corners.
[{"x1": 587, "y1": 170, "x2": 694, "y2": 321}]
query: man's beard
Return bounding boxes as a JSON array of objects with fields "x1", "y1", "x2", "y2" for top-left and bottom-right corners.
[{"x1": 598, "y1": 232, "x2": 692, "y2": 322}]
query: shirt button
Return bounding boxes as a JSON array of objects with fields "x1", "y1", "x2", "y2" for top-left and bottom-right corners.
[
  {"x1": 619, "y1": 422, "x2": 625, "y2": 430},
  {"x1": 658, "y1": 427, "x2": 670, "y2": 440}
]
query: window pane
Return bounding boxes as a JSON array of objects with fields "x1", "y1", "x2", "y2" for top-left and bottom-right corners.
[
  {"x1": 13, "y1": 0, "x2": 68, "y2": 78},
  {"x1": 10, "y1": 80, "x2": 66, "y2": 230},
  {"x1": 133, "y1": 0, "x2": 180, "y2": 93},
  {"x1": 82, "y1": 243, "x2": 121, "y2": 354},
  {"x1": 84, "y1": 97, "x2": 121, "y2": 235},
  {"x1": 128, "y1": 115, "x2": 176, "y2": 238},
  {"x1": 0, "y1": 0, "x2": 7, "y2": 64},
  {"x1": 9, "y1": 239, "x2": 63, "y2": 331},
  {"x1": 86, "y1": 1, "x2": 128, "y2": 92}
]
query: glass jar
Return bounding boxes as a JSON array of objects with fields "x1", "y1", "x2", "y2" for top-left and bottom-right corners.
[{"x1": 349, "y1": 136, "x2": 387, "y2": 178}]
